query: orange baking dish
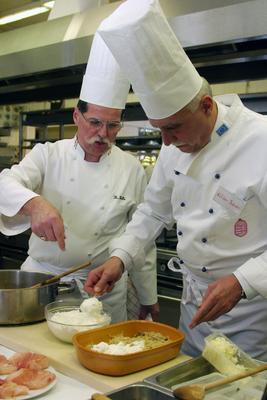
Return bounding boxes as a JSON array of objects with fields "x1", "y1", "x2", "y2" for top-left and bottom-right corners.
[{"x1": 72, "y1": 320, "x2": 185, "y2": 376}]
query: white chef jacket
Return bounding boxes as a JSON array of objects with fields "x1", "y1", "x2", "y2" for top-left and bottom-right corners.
[
  {"x1": 0, "y1": 139, "x2": 157, "y2": 323},
  {"x1": 111, "y1": 94, "x2": 267, "y2": 359}
]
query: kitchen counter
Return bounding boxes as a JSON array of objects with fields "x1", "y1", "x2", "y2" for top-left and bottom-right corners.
[{"x1": 0, "y1": 322, "x2": 190, "y2": 393}]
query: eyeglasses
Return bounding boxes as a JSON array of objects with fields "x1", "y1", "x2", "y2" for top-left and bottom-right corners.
[{"x1": 80, "y1": 113, "x2": 123, "y2": 133}]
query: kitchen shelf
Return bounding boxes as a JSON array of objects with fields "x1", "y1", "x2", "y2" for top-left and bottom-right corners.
[
  {"x1": 18, "y1": 108, "x2": 73, "y2": 160},
  {"x1": 119, "y1": 145, "x2": 161, "y2": 151},
  {"x1": 116, "y1": 135, "x2": 162, "y2": 151},
  {"x1": 0, "y1": 128, "x2": 11, "y2": 137}
]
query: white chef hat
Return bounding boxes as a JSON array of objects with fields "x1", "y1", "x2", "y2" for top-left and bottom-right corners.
[
  {"x1": 79, "y1": 32, "x2": 130, "y2": 109},
  {"x1": 97, "y1": 0, "x2": 203, "y2": 119}
]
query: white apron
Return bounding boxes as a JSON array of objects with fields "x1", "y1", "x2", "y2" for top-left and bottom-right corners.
[{"x1": 178, "y1": 265, "x2": 267, "y2": 361}]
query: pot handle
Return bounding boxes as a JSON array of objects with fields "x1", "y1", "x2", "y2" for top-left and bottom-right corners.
[{"x1": 58, "y1": 280, "x2": 76, "y2": 294}]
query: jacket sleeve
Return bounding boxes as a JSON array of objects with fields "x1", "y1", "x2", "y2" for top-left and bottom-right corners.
[
  {"x1": 234, "y1": 170, "x2": 267, "y2": 299},
  {"x1": 0, "y1": 144, "x2": 46, "y2": 235},
  {"x1": 110, "y1": 148, "x2": 174, "y2": 274}
]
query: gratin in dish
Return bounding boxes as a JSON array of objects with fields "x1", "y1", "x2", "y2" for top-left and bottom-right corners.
[{"x1": 73, "y1": 320, "x2": 185, "y2": 376}]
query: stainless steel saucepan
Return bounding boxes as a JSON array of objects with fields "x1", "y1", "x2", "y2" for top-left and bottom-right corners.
[{"x1": 0, "y1": 270, "x2": 74, "y2": 324}]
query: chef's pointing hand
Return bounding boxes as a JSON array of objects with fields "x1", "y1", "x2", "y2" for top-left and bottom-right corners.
[
  {"x1": 189, "y1": 274, "x2": 244, "y2": 329},
  {"x1": 84, "y1": 257, "x2": 124, "y2": 296},
  {"x1": 20, "y1": 196, "x2": 66, "y2": 250}
]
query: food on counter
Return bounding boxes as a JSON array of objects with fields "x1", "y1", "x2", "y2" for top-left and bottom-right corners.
[
  {"x1": 0, "y1": 380, "x2": 28, "y2": 399},
  {"x1": 89, "y1": 331, "x2": 172, "y2": 355},
  {"x1": 7, "y1": 368, "x2": 55, "y2": 390},
  {"x1": 79, "y1": 297, "x2": 104, "y2": 317},
  {"x1": 202, "y1": 334, "x2": 247, "y2": 376},
  {"x1": 9, "y1": 352, "x2": 49, "y2": 370},
  {"x1": 45, "y1": 297, "x2": 111, "y2": 343},
  {"x1": 91, "y1": 339, "x2": 144, "y2": 355},
  {"x1": 50, "y1": 297, "x2": 109, "y2": 325},
  {"x1": 0, "y1": 352, "x2": 49, "y2": 375},
  {"x1": 0, "y1": 351, "x2": 55, "y2": 399},
  {"x1": 0, "y1": 355, "x2": 17, "y2": 375}
]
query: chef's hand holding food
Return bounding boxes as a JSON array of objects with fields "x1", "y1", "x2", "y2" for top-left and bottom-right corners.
[
  {"x1": 84, "y1": 256, "x2": 160, "y2": 321},
  {"x1": 19, "y1": 196, "x2": 65, "y2": 250},
  {"x1": 189, "y1": 274, "x2": 245, "y2": 329},
  {"x1": 84, "y1": 256, "x2": 124, "y2": 296}
]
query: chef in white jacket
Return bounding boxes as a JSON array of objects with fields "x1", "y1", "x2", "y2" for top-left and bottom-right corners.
[
  {"x1": 0, "y1": 32, "x2": 158, "y2": 323},
  {"x1": 85, "y1": 0, "x2": 267, "y2": 360}
]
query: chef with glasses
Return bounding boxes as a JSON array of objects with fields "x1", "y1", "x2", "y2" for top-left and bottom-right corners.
[{"x1": 0, "y1": 32, "x2": 158, "y2": 323}]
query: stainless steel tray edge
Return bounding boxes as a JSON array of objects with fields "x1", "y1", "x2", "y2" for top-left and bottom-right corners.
[
  {"x1": 144, "y1": 356, "x2": 216, "y2": 391},
  {"x1": 106, "y1": 381, "x2": 175, "y2": 399}
]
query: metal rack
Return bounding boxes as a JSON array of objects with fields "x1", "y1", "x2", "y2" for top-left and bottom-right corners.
[{"x1": 18, "y1": 108, "x2": 74, "y2": 161}]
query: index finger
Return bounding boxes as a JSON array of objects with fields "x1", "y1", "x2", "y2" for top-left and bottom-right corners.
[
  {"x1": 94, "y1": 276, "x2": 115, "y2": 295},
  {"x1": 52, "y1": 220, "x2": 66, "y2": 250},
  {"x1": 189, "y1": 298, "x2": 214, "y2": 329}
]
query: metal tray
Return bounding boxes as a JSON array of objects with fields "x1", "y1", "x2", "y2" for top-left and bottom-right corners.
[
  {"x1": 145, "y1": 356, "x2": 216, "y2": 389},
  {"x1": 106, "y1": 382, "x2": 173, "y2": 400},
  {"x1": 145, "y1": 356, "x2": 267, "y2": 400}
]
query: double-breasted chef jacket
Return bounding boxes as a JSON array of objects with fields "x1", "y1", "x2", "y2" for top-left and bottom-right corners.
[
  {"x1": 111, "y1": 94, "x2": 267, "y2": 360},
  {"x1": 0, "y1": 139, "x2": 157, "y2": 323}
]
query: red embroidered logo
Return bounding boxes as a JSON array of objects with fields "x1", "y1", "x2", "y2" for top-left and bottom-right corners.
[{"x1": 234, "y1": 219, "x2": 248, "y2": 237}]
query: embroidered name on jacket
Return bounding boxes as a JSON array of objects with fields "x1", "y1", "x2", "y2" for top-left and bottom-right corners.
[
  {"x1": 113, "y1": 195, "x2": 126, "y2": 200},
  {"x1": 213, "y1": 186, "x2": 246, "y2": 215}
]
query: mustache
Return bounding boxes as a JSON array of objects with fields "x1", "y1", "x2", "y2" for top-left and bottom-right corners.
[
  {"x1": 86, "y1": 135, "x2": 112, "y2": 146},
  {"x1": 172, "y1": 141, "x2": 186, "y2": 147}
]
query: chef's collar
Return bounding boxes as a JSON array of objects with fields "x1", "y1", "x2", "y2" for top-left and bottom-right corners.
[
  {"x1": 73, "y1": 137, "x2": 112, "y2": 162},
  {"x1": 171, "y1": 101, "x2": 230, "y2": 175},
  {"x1": 212, "y1": 100, "x2": 229, "y2": 138}
]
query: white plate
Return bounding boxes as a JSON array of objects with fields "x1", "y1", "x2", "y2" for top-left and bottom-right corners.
[
  {"x1": 15, "y1": 368, "x2": 57, "y2": 400},
  {"x1": 0, "y1": 346, "x2": 57, "y2": 399}
]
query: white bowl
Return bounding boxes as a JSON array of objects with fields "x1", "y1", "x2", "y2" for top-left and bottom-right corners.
[{"x1": 45, "y1": 300, "x2": 111, "y2": 343}]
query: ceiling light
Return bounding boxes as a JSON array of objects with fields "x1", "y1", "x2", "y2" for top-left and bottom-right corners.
[{"x1": 0, "y1": 2, "x2": 55, "y2": 26}]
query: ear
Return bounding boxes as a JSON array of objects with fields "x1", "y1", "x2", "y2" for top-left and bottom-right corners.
[
  {"x1": 73, "y1": 108, "x2": 79, "y2": 125},
  {"x1": 200, "y1": 95, "x2": 213, "y2": 116}
]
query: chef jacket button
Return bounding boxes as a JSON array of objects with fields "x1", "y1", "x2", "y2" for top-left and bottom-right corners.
[
  {"x1": 214, "y1": 173, "x2": 221, "y2": 179},
  {"x1": 174, "y1": 170, "x2": 180, "y2": 175},
  {"x1": 178, "y1": 231, "x2": 183, "y2": 236},
  {"x1": 160, "y1": 264, "x2": 166, "y2": 272},
  {"x1": 180, "y1": 202, "x2": 186, "y2": 207},
  {"x1": 94, "y1": 232, "x2": 98, "y2": 236},
  {"x1": 208, "y1": 208, "x2": 214, "y2": 214},
  {"x1": 70, "y1": 178, "x2": 74, "y2": 182},
  {"x1": 201, "y1": 237, "x2": 207, "y2": 243},
  {"x1": 202, "y1": 266, "x2": 207, "y2": 272},
  {"x1": 66, "y1": 200, "x2": 71, "y2": 205},
  {"x1": 104, "y1": 184, "x2": 108, "y2": 189},
  {"x1": 180, "y1": 260, "x2": 184, "y2": 264},
  {"x1": 100, "y1": 206, "x2": 105, "y2": 210}
]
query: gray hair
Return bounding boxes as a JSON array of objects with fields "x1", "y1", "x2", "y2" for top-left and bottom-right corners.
[{"x1": 185, "y1": 78, "x2": 212, "y2": 113}]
